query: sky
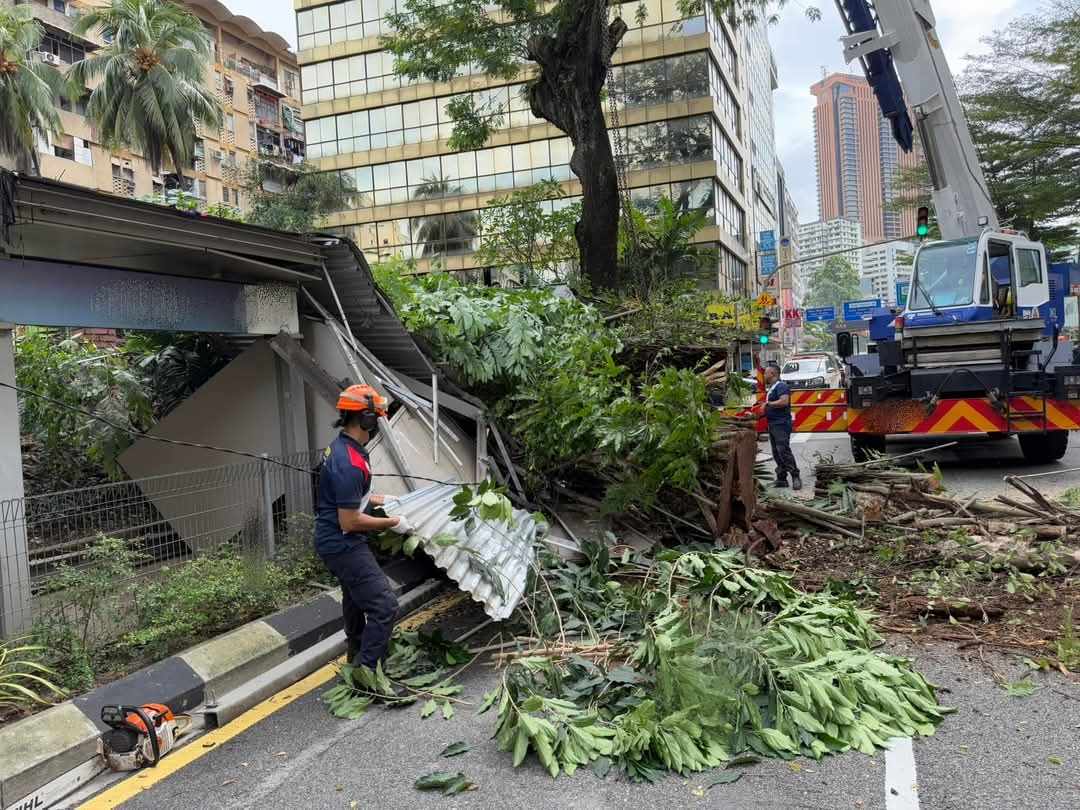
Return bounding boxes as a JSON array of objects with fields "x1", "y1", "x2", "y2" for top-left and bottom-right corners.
[{"x1": 229, "y1": 0, "x2": 1024, "y2": 224}]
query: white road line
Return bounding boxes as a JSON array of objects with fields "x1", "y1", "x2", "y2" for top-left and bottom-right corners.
[{"x1": 885, "y1": 737, "x2": 920, "y2": 810}]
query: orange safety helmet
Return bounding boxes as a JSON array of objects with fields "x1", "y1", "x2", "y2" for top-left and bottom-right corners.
[{"x1": 336, "y1": 383, "x2": 388, "y2": 416}]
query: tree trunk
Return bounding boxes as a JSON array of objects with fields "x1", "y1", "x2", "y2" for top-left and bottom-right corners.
[{"x1": 527, "y1": 0, "x2": 626, "y2": 292}]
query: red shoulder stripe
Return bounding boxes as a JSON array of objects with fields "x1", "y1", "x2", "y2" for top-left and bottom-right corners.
[{"x1": 346, "y1": 446, "x2": 370, "y2": 477}]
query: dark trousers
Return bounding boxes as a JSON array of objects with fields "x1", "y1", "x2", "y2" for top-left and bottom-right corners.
[
  {"x1": 768, "y1": 420, "x2": 799, "y2": 480},
  {"x1": 321, "y1": 543, "x2": 398, "y2": 669}
]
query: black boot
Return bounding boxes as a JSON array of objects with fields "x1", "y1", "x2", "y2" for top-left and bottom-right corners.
[
  {"x1": 774, "y1": 477, "x2": 789, "y2": 489},
  {"x1": 792, "y1": 474, "x2": 803, "y2": 491},
  {"x1": 346, "y1": 641, "x2": 362, "y2": 666}
]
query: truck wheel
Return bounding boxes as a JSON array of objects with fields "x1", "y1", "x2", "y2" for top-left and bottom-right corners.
[
  {"x1": 1018, "y1": 431, "x2": 1069, "y2": 463},
  {"x1": 851, "y1": 434, "x2": 887, "y2": 462}
]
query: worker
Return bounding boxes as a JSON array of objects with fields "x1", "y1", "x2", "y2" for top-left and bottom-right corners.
[
  {"x1": 315, "y1": 384, "x2": 412, "y2": 669},
  {"x1": 756, "y1": 365, "x2": 802, "y2": 490}
]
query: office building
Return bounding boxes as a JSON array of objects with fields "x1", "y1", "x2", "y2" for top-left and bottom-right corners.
[
  {"x1": 862, "y1": 240, "x2": 915, "y2": 306},
  {"x1": 298, "y1": 0, "x2": 762, "y2": 295},
  {"x1": 796, "y1": 217, "x2": 863, "y2": 300},
  {"x1": 23, "y1": 0, "x2": 303, "y2": 211},
  {"x1": 741, "y1": 18, "x2": 781, "y2": 284},
  {"x1": 811, "y1": 72, "x2": 920, "y2": 244}
]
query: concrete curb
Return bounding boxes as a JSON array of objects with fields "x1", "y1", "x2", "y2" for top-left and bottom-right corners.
[{"x1": 0, "y1": 558, "x2": 437, "y2": 810}]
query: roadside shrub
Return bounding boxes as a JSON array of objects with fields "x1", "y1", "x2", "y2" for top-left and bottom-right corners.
[
  {"x1": 28, "y1": 617, "x2": 96, "y2": 696},
  {"x1": 274, "y1": 513, "x2": 333, "y2": 588},
  {"x1": 118, "y1": 546, "x2": 290, "y2": 664},
  {"x1": 0, "y1": 638, "x2": 64, "y2": 714}
]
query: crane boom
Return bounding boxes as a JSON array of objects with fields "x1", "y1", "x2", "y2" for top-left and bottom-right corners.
[{"x1": 835, "y1": 0, "x2": 999, "y2": 239}]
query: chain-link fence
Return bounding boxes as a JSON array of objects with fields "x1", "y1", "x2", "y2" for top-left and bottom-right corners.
[{"x1": 0, "y1": 451, "x2": 322, "y2": 637}]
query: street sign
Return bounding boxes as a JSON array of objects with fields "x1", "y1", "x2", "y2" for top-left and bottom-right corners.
[
  {"x1": 895, "y1": 281, "x2": 910, "y2": 308},
  {"x1": 804, "y1": 306, "x2": 836, "y2": 323},
  {"x1": 760, "y1": 252, "x2": 778, "y2": 276},
  {"x1": 759, "y1": 230, "x2": 776, "y2": 252},
  {"x1": 756, "y1": 292, "x2": 777, "y2": 308},
  {"x1": 783, "y1": 307, "x2": 802, "y2": 324},
  {"x1": 843, "y1": 298, "x2": 882, "y2": 321}
]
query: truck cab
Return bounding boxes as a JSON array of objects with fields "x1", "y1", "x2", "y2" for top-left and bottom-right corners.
[{"x1": 904, "y1": 231, "x2": 1050, "y2": 328}]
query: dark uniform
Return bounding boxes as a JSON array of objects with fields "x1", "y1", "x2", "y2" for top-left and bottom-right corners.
[
  {"x1": 766, "y1": 379, "x2": 800, "y2": 485},
  {"x1": 315, "y1": 432, "x2": 398, "y2": 668}
]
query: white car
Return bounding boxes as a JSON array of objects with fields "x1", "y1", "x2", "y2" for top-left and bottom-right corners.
[{"x1": 780, "y1": 354, "x2": 844, "y2": 390}]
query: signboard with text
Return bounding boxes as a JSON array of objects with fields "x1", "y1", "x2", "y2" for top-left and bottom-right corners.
[
  {"x1": 804, "y1": 306, "x2": 836, "y2": 323},
  {"x1": 760, "y1": 252, "x2": 778, "y2": 276},
  {"x1": 759, "y1": 230, "x2": 776, "y2": 252},
  {"x1": 843, "y1": 298, "x2": 882, "y2": 321}
]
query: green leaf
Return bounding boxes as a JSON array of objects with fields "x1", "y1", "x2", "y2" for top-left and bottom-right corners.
[
  {"x1": 477, "y1": 688, "x2": 499, "y2": 715},
  {"x1": 420, "y1": 699, "x2": 437, "y2": 718},
  {"x1": 706, "y1": 770, "x2": 743, "y2": 788},
  {"x1": 442, "y1": 700, "x2": 455, "y2": 720},
  {"x1": 440, "y1": 741, "x2": 471, "y2": 757},
  {"x1": 414, "y1": 770, "x2": 474, "y2": 795},
  {"x1": 590, "y1": 756, "x2": 612, "y2": 779},
  {"x1": 1001, "y1": 677, "x2": 1039, "y2": 698}
]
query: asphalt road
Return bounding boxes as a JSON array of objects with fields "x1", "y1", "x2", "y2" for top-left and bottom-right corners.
[
  {"x1": 94, "y1": 640, "x2": 1079, "y2": 810},
  {"x1": 778, "y1": 431, "x2": 1080, "y2": 500}
]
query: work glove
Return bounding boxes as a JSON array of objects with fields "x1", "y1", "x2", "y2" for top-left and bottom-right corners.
[{"x1": 389, "y1": 515, "x2": 413, "y2": 535}]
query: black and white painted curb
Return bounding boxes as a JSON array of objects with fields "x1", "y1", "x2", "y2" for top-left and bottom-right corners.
[{"x1": 0, "y1": 557, "x2": 437, "y2": 810}]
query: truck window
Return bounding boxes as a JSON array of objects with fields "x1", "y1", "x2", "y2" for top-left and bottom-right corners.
[
  {"x1": 1017, "y1": 249, "x2": 1043, "y2": 287},
  {"x1": 910, "y1": 238, "x2": 979, "y2": 309}
]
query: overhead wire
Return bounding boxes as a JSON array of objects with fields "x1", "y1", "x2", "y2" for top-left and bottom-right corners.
[{"x1": 0, "y1": 380, "x2": 483, "y2": 486}]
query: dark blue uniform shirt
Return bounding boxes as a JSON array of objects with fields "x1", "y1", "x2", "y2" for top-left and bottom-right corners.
[
  {"x1": 315, "y1": 432, "x2": 372, "y2": 557},
  {"x1": 766, "y1": 380, "x2": 793, "y2": 427}
]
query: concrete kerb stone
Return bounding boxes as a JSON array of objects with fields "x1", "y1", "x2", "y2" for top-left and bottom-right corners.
[
  {"x1": 0, "y1": 587, "x2": 351, "y2": 809},
  {"x1": 0, "y1": 702, "x2": 100, "y2": 809}
]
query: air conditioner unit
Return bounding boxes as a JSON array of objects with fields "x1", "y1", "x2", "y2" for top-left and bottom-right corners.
[{"x1": 40, "y1": 52, "x2": 62, "y2": 66}]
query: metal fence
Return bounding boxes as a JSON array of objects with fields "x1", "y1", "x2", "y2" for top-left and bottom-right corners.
[{"x1": 0, "y1": 451, "x2": 323, "y2": 637}]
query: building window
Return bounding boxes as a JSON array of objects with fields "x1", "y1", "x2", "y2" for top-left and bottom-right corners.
[
  {"x1": 224, "y1": 113, "x2": 235, "y2": 134},
  {"x1": 40, "y1": 32, "x2": 86, "y2": 64},
  {"x1": 52, "y1": 0, "x2": 67, "y2": 14},
  {"x1": 112, "y1": 164, "x2": 135, "y2": 197},
  {"x1": 282, "y1": 68, "x2": 299, "y2": 98},
  {"x1": 52, "y1": 134, "x2": 74, "y2": 160}
]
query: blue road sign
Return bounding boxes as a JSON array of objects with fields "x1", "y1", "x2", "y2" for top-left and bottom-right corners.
[
  {"x1": 843, "y1": 298, "x2": 883, "y2": 321},
  {"x1": 804, "y1": 306, "x2": 837, "y2": 323},
  {"x1": 759, "y1": 230, "x2": 776, "y2": 252},
  {"x1": 760, "y1": 252, "x2": 778, "y2": 276},
  {"x1": 896, "y1": 281, "x2": 910, "y2": 308}
]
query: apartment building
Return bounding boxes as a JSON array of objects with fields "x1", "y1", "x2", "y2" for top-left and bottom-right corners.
[
  {"x1": 796, "y1": 217, "x2": 863, "y2": 300},
  {"x1": 296, "y1": 0, "x2": 763, "y2": 296},
  {"x1": 21, "y1": 0, "x2": 303, "y2": 211},
  {"x1": 811, "y1": 72, "x2": 920, "y2": 244},
  {"x1": 862, "y1": 240, "x2": 915, "y2": 306}
]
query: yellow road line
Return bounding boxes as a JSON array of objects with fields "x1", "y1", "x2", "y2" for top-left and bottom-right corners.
[{"x1": 78, "y1": 589, "x2": 468, "y2": 809}]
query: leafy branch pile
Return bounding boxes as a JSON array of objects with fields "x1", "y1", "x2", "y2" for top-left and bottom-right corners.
[
  {"x1": 367, "y1": 542, "x2": 950, "y2": 783},
  {"x1": 769, "y1": 457, "x2": 1080, "y2": 662},
  {"x1": 374, "y1": 264, "x2": 756, "y2": 518}
]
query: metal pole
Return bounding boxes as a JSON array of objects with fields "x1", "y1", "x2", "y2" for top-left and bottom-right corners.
[
  {"x1": 260, "y1": 454, "x2": 276, "y2": 558},
  {"x1": 475, "y1": 414, "x2": 488, "y2": 483},
  {"x1": 432, "y1": 373, "x2": 439, "y2": 465},
  {"x1": 0, "y1": 324, "x2": 31, "y2": 635}
]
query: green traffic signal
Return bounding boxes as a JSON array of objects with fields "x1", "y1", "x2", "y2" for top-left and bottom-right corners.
[
  {"x1": 759, "y1": 334, "x2": 769, "y2": 345},
  {"x1": 916, "y1": 224, "x2": 929, "y2": 237}
]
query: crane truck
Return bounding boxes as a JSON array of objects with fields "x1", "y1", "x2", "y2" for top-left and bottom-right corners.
[{"x1": 768, "y1": 0, "x2": 1080, "y2": 463}]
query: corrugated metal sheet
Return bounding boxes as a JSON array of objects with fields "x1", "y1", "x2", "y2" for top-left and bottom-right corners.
[
  {"x1": 308, "y1": 239, "x2": 436, "y2": 382},
  {"x1": 384, "y1": 484, "x2": 539, "y2": 620}
]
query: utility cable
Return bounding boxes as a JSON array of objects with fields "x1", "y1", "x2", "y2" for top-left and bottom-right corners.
[{"x1": 0, "y1": 380, "x2": 484, "y2": 486}]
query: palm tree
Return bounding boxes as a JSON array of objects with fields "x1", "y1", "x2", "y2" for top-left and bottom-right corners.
[
  {"x1": 0, "y1": 6, "x2": 64, "y2": 174},
  {"x1": 411, "y1": 178, "x2": 479, "y2": 257},
  {"x1": 71, "y1": 0, "x2": 221, "y2": 179}
]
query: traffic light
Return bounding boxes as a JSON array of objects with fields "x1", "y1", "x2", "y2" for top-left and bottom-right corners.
[
  {"x1": 758, "y1": 315, "x2": 772, "y2": 345},
  {"x1": 916, "y1": 206, "x2": 930, "y2": 238}
]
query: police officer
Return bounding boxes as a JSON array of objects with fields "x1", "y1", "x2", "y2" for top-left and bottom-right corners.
[
  {"x1": 755, "y1": 365, "x2": 802, "y2": 490},
  {"x1": 316, "y1": 384, "x2": 412, "y2": 669}
]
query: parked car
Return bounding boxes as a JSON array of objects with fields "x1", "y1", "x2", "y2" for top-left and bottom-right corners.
[{"x1": 780, "y1": 353, "x2": 844, "y2": 390}]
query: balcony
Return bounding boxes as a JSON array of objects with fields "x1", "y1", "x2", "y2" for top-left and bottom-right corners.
[{"x1": 225, "y1": 56, "x2": 284, "y2": 98}]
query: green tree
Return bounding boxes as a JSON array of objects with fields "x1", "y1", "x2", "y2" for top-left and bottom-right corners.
[
  {"x1": 805, "y1": 256, "x2": 861, "y2": 309},
  {"x1": 243, "y1": 161, "x2": 355, "y2": 233},
  {"x1": 0, "y1": 6, "x2": 64, "y2": 174},
  {"x1": 410, "y1": 177, "x2": 480, "y2": 258},
  {"x1": 620, "y1": 196, "x2": 715, "y2": 299},
  {"x1": 383, "y1": 1, "x2": 817, "y2": 291},
  {"x1": 959, "y1": 1, "x2": 1080, "y2": 256},
  {"x1": 475, "y1": 179, "x2": 581, "y2": 284},
  {"x1": 72, "y1": 0, "x2": 221, "y2": 179}
]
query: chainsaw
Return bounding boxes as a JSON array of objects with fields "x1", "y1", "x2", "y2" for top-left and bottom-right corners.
[{"x1": 98, "y1": 704, "x2": 193, "y2": 771}]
